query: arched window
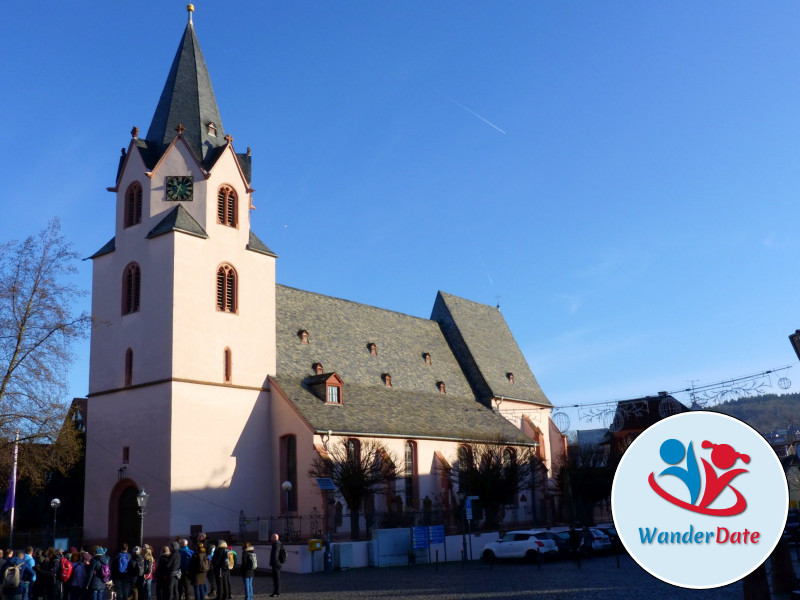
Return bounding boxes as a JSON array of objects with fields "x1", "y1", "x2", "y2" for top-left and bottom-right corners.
[
  {"x1": 122, "y1": 263, "x2": 141, "y2": 315},
  {"x1": 347, "y1": 438, "x2": 361, "y2": 463},
  {"x1": 223, "y1": 347, "x2": 232, "y2": 383},
  {"x1": 217, "y1": 185, "x2": 237, "y2": 227},
  {"x1": 280, "y1": 435, "x2": 297, "y2": 512},
  {"x1": 216, "y1": 265, "x2": 237, "y2": 313},
  {"x1": 457, "y1": 444, "x2": 472, "y2": 494},
  {"x1": 124, "y1": 348, "x2": 133, "y2": 386},
  {"x1": 405, "y1": 441, "x2": 418, "y2": 509},
  {"x1": 124, "y1": 182, "x2": 143, "y2": 228}
]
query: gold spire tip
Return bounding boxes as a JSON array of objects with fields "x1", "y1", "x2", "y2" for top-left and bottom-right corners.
[{"x1": 187, "y1": 4, "x2": 195, "y2": 12}]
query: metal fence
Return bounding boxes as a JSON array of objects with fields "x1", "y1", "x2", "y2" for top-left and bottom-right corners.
[{"x1": 239, "y1": 504, "x2": 545, "y2": 543}]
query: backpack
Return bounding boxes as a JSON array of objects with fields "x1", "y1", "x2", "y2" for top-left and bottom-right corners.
[
  {"x1": 59, "y1": 558, "x2": 73, "y2": 583},
  {"x1": 128, "y1": 556, "x2": 143, "y2": 577},
  {"x1": 117, "y1": 554, "x2": 129, "y2": 576},
  {"x1": 244, "y1": 552, "x2": 256, "y2": 571},
  {"x1": 199, "y1": 554, "x2": 209, "y2": 574},
  {"x1": 227, "y1": 551, "x2": 235, "y2": 571},
  {"x1": 278, "y1": 545, "x2": 286, "y2": 564},
  {"x1": 100, "y1": 562, "x2": 112, "y2": 583},
  {"x1": 3, "y1": 563, "x2": 21, "y2": 589}
]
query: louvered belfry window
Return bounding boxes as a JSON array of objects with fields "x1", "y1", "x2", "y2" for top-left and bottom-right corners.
[
  {"x1": 122, "y1": 263, "x2": 141, "y2": 315},
  {"x1": 124, "y1": 182, "x2": 143, "y2": 227},
  {"x1": 216, "y1": 264, "x2": 237, "y2": 312},
  {"x1": 217, "y1": 185, "x2": 237, "y2": 227}
]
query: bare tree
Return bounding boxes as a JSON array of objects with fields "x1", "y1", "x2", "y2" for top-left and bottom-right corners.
[
  {"x1": 556, "y1": 441, "x2": 613, "y2": 525},
  {"x1": 0, "y1": 219, "x2": 89, "y2": 489},
  {"x1": 308, "y1": 439, "x2": 401, "y2": 539},
  {"x1": 450, "y1": 439, "x2": 544, "y2": 530}
]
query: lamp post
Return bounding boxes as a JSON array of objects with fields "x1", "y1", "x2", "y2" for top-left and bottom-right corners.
[
  {"x1": 282, "y1": 481, "x2": 293, "y2": 541},
  {"x1": 50, "y1": 498, "x2": 61, "y2": 548},
  {"x1": 136, "y1": 489, "x2": 149, "y2": 548}
]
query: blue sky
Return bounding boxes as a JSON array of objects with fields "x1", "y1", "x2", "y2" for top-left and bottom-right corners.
[{"x1": 5, "y1": 2, "x2": 800, "y2": 432}]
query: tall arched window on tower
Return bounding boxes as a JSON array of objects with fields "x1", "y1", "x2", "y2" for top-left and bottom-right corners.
[
  {"x1": 122, "y1": 263, "x2": 141, "y2": 315},
  {"x1": 223, "y1": 347, "x2": 232, "y2": 383},
  {"x1": 124, "y1": 348, "x2": 133, "y2": 386},
  {"x1": 216, "y1": 264, "x2": 237, "y2": 313},
  {"x1": 124, "y1": 182, "x2": 143, "y2": 228},
  {"x1": 217, "y1": 185, "x2": 237, "y2": 227}
]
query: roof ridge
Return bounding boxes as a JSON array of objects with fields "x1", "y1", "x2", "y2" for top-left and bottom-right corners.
[{"x1": 277, "y1": 284, "x2": 439, "y2": 324}]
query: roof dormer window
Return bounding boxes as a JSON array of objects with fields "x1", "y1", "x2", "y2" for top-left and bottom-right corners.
[
  {"x1": 313, "y1": 362, "x2": 323, "y2": 375},
  {"x1": 327, "y1": 385, "x2": 341, "y2": 404},
  {"x1": 423, "y1": 353, "x2": 431, "y2": 366},
  {"x1": 299, "y1": 330, "x2": 309, "y2": 344},
  {"x1": 437, "y1": 381, "x2": 446, "y2": 394},
  {"x1": 368, "y1": 343, "x2": 377, "y2": 356},
  {"x1": 207, "y1": 121, "x2": 217, "y2": 136},
  {"x1": 507, "y1": 372, "x2": 515, "y2": 384},
  {"x1": 383, "y1": 373, "x2": 392, "y2": 387}
]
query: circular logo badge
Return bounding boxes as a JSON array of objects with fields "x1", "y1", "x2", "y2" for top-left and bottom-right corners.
[{"x1": 611, "y1": 411, "x2": 788, "y2": 588}]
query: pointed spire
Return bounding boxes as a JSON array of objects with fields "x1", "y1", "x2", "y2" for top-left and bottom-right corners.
[{"x1": 145, "y1": 6, "x2": 226, "y2": 164}]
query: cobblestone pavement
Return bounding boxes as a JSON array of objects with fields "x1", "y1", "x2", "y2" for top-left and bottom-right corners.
[{"x1": 236, "y1": 554, "x2": 749, "y2": 600}]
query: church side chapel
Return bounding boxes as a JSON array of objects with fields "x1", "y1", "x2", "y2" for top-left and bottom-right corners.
[{"x1": 83, "y1": 6, "x2": 565, "y2": 549}]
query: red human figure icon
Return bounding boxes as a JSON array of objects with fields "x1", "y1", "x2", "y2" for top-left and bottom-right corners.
[{"x1": 698, "y1": 441, "x2": 750, "y2": 512}]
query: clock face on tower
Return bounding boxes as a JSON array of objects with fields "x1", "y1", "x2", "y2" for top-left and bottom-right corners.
[{"x1": 165, "y1": 175, "x2": 194, "y2": 201}]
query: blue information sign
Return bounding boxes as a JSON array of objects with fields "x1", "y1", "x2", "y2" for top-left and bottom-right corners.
[
  {"x1": 429, "y1": 525, "x2": 445, "y2": 544},
  {"x1": 412, "y1": 526, "x2": 429, "y2": 549}
]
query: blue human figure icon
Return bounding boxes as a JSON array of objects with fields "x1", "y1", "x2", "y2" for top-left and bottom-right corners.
[{"x1": 658, "y1": 438, "x2": 701, "y2": 505}]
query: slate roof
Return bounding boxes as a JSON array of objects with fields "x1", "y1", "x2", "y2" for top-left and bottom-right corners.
[
  {"x1": 146, "y1": 205, "x2": 208, "y2": 240},
  {"x1": 275, "y1": 285, "x2": 536, "y2": 444},
  {"x1": 88, "y1": 237, "x2": 116, "y2": 259},
  {"x1": 247, "y1": 230, "x2": 277, "y2": 257},
  {"x1": 144, "y1": 20, "x2": 227, "y2": 168},
  {"x1": 431, "y1": 291, "x2": 550, "y2": 407}
]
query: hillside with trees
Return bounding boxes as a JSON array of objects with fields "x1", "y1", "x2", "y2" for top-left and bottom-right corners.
[{"x1": 708, "y1": 392, "x2": 800, "y2": 433}]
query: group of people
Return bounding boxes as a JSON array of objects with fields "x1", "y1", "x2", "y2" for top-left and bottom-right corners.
[{"x1": 0, "y1": 533, "x2": 286, "y2": 600}]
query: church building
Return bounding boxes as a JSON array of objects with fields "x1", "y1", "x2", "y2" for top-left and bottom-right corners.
[{"x1": 83, "y1": 7, "x2": 565, "y2": 548}]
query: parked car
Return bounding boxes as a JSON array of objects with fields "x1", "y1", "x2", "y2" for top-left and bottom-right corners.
[
  {"x1": 597, "y1": 527, "x2": 624, "y2": 553},
  {"x1": 532, "y1": 531, "x2": 571, "y2": 556},
  {"x1": 584, "y1": 528, "x2": 612, "y2": 554},
  {"x1": 481, "y1": 530, "x2": 558, "y2": 562}
]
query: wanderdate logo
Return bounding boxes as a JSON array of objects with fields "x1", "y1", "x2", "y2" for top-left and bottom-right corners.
[
  {"x1": 648, "y1": 438, "x2": 750, "y2": 516},
  {"x1": 612, "y1": 412, "x2": 788, "y2": 589}
]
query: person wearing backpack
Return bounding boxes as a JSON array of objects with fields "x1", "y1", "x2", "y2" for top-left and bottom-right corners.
[
  {"x1": 3, "y1": 550, "x2": 35, "y2": 600},
  {"x1": 209, "y1": 543, "x2": 229, "y2": 600},
  {"x1": 177, "y1": 541, "x2": 192, "y2": 600},
  {"x1": 115, "y1": 544, "x2": 132, "y2": 600},
  {"x1": 85, "y1": 547, "x2": 111, "y2": 600},
  {"x1": 66, "y1": 553, "x2": 87, "y2": 600},
  {"x1": 128, "y1": 547, "x2": 143, "y2": 600},
  {"x1": 239, "y1": 544, "x2": 256, "y2": 600},
  {"x1": 268, "y1": 534, "x2": 284, "y2": 598},
  {"x1": 187, "y1": 545, "x2": 207, "y2": 600}
]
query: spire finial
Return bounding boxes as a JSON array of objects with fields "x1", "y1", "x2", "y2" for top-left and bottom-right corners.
[{"x1": 187, "y1": 4, "x2": 194, "y2": 23}]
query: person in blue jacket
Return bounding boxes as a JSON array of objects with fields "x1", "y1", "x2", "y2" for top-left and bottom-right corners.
[{"x1": 2, "y1": 551, "x2": 36, "y2": 600}]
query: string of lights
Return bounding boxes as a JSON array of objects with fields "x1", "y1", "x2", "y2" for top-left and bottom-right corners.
[{"x1": 495, "y1": 365, "x2": 793, "y2": 433}]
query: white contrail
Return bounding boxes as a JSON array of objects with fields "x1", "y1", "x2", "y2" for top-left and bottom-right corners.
[{"x1": 443, "y1": 94, "x2": 507, "y2": 135}]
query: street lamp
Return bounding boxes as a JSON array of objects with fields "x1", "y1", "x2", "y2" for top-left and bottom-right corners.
[
  {"x1": 50, "y1": 498, "x2": 61, "y2": 548},
  {"x1": 136, "y1": 489, "x2": 149, "y2": 548},
  {"x1": 282, "y1": 481, "x2": 293, "y2": 542}
]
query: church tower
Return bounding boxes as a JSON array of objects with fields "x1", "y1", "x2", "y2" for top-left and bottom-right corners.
[{"x1": 84, "y1": 6, "x2": 276, "y2": 547}]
